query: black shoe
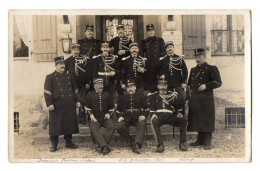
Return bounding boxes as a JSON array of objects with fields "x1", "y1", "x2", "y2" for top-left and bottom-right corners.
[
  {"x1": 179, "y1": 142, "x2": 188, "y2": 151},
  {"x1": 132, "y1": 144, "x2": 142, "y2": 154},
  {"x1": 102, "y1": 146, "x2": 111, "y2": 155},
  {"x1": 66, "y1": 140, "x2": 78, "y2": 149},
  {"x1": 155, "y1": 144, "x2": 165, "y2": 153},
  {"x1": 190, "y1": 140, "x2": 203, "y2": 146}
]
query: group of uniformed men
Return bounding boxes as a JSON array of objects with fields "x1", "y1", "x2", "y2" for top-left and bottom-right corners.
[{"x1": 44, "y1": 23, "x2": 222, "y2": 155}]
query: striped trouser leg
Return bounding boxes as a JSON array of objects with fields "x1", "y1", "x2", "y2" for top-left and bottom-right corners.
[{"x1": 151, "y1": 117, "x2": 163, "y2": 145}]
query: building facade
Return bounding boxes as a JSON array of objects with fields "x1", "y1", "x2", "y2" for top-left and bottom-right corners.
[{"x1": 12, "y1": 15, "x2": 245, "y2": 135}]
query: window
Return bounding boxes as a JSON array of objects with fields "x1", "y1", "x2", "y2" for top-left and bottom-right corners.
[
  {"x1": 13, "y1": 15, "x2": 30, "y2": 60},
  {"x1": 210, "y1": 15, "x2": 244, "y2": 56},
  {"x1": 225, "y1": 107, "x2": 245, "y2": 128},
  {"x1": 103, "y1": 16, "x2": 136, "y2": 42},
  {"x1": 14, "y1": 112, "x2": 20, "y2": 133}
]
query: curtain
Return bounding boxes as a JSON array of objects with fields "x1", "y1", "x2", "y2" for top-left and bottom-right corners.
[{"x1": 14, "y1": 15, "x2": 29, "y2": 46}]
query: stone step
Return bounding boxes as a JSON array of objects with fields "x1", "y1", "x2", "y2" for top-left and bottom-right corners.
[{"x1": 32, "y1": 130, "x2": 196, "y2": 146}]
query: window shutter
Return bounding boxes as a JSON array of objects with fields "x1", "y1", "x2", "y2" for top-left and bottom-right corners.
[{"x1": 32, "y1": 15, "x2": 57, "y2": 62}]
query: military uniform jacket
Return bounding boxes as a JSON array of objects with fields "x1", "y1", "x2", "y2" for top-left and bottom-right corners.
[
  {"x1": 149, "y1": 91, "x2": 184, "y2": 116},
  {"x1": 92, "y1": 54, "x2": 119, "y2": 86},
  {"x1": 65, "y1": 55, "x2": 91, "y2": 87},
  {"x1": 139, "y1": 36, "x2": 166, "y2": 91},
  {"x1": 44, "y1": 71, "x2": 80, "y2": 136},
  {"x1": 186, "y1": 62, "x2": 222, "y2": 132},
  {"x1": 159, "y1": 54, "x2": 188, "y2": 87},
  {"x1": 117, "y1": 93, "x2": 149, "y2": 122},
  {"x1": 78, "y1": 37, "x2": 101, "y2": 59},
  {"x1": 84, "y1": 91, "x2": 114, "y2": 122},
  {"x1": 140, "y1": 36, "x2": 166, "y2": 67},
  {"x1": 121, "y1": 55, "x2": 147, "y2": 88},
  {"x1": 110, "y1": 36, "x2": 132, "y2": 59}
]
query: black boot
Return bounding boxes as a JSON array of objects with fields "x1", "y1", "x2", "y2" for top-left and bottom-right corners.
[
  {"x1": 50, "y1": 141, "x2": 58, "y2": 152},
  {"x1": 132, "y1": 143, "x2": 142, "y2": 154},
  {"x1": 102, "y1": 146, "x2": 111, "y2": 155},
  {"x1": 190, "y1": 132, "x2": 203, "y2": 146},
  {"x1": 155, "y1": 144, "x2": 165, "y2": 153},
  {"x1": 66, "y1": 139, "x2": 78, "y2": 149},
  {"x1": 179, "y1": 142, "x2": 188, "y2": 151}
]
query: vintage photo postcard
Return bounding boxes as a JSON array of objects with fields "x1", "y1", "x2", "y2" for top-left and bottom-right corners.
[{"x1": 8, "y1": 9, "x2": 251, "y2": 163}]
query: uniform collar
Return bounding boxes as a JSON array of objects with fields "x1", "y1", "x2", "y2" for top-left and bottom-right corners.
[{"x1": 196, "y1": 62, "x2": 208, "y2": 69}]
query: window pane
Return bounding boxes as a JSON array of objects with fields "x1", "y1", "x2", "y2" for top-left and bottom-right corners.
[{"x1": 211, "y1": 31, "x2": 229, "y2": 55}]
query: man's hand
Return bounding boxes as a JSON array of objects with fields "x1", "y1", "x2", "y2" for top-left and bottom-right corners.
[
  {"x1": 160, "y1": 75, "x2": 166, "y2": 79},
  {"x1": 118, "y1": 50, "x2": 126, "y2": 55},
  {"x1": 109, "y1": 71, "x2": 116, "y2": 76},
  {"x1": 90, "y1": 114, "x2": 97, "y2": 122},
  {"x1": 181, "y1": 83, "x2": 187, "y2": 89},
  {"x1": 118, "y1": 117, "x2": 124, "y2": 122},
  {"x1": 85, "y1": 84, "x2": 90, "y2": 89},
  {"x1": 121, "y1": 84, "x2": 126, "y2": 89},
  {"x1": 104, "y1": 113, "x2": 110, "y2": 120},
  {"x1": 198, "y1": 84, "x2": 206, "y2": 91},
  {"x1": 151, "y1": 114, "x2": 157, "y2": 120},
  {"x1": 137, "y1": 67, "x2": 146, "y2": 73},
  {"x1": 139, "y1": 115, "x2": 146, "y2": 121},
  {"x1": 177, "y1": 113, "x2": 183, "y2": 118},
  {"x1": 48, "y1": 105, "x2": 54, "y2": 111}
]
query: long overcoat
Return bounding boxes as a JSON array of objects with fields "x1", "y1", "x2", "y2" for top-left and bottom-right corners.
[
  {"x1": 186, "y1": 62, "x2": 222, "y2": 132},
  {"x1": 44, "y1": 71, "x2": 79, "y2": 136}
]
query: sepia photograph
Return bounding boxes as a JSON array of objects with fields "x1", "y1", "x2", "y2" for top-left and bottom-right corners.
[{"x1": 8, "y1": 9, "x2": 251, "y2": 163}]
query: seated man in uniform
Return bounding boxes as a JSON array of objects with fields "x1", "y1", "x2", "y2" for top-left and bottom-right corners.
[
  {"x1": 84, "y1": 78, "x2": 115, "y2": 155},
  {"x1": 116, "y1": 79, "x2": 149, "y2": 154},
  {"x1": 149, "y1": 78, "x2": 188, "y2": 152}
]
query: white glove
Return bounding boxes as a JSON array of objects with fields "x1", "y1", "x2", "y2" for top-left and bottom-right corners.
[
  {"x1": 104, "y1": 113, "x2": 110, "y2": 119},
  {"x1": 90, "y1": 114, "x2": 97, "y2": 122},
  {"x1": 139, "y1": 115, "x2": 146, "y2": 121},
  {"x1": 118, "y1": 117, "x2": 124, "y2": 122},
  {"x1": 48, "y1": 105, "x2": 54, "y2": 111}
]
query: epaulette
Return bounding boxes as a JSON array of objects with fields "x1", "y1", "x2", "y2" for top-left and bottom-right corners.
[
  {"x1": 122, "y1": 55, "x2": 131, "y2": 61},
  {"x1": 159, "y1": 55, "x2": 167, "y2": 61},
  {"x1": 92, "y1": 54, "x2": 101, "y2": 59},
  {"x1": 148, "y1": 91, "x2": 158, "y2": 96}
]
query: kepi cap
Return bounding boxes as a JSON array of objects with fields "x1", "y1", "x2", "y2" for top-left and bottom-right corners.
[
  {"x1": 54, "y1": 56, "x2": 64, "y2": 64},
  {"x1": 194, "y1": 48, "x2": 206, "y2": 56},
  {"x1": 85, "y1": 24, "x2": 94, "y2": 31},
  {"x1": 129, "y1": 42, "x2": 138, "y2": 48},
  {"x1": 146, "y1": 24, "x2": 154, "y2": 31}
]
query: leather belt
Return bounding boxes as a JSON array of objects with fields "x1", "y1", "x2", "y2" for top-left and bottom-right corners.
[{"x1": 155, "y1": 109, "x2": 173, "y2": 113}]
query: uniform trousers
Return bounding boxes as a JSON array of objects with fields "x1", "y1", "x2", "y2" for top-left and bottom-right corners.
[
  {"x1": 89, "y1": 119, "x2": 115, "y2": 148},
  {"x1": 117, "y1": 119, "x2": 146, "y2": 147},
  {"x1": 50, "y1": 135, "x2": 72, "y2": 144},
  {"x1": 151, "y1": 114, "x2": 187, "y2": 145}
]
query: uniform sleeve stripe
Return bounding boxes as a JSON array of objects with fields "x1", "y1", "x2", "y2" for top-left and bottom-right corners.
[{"x1": 44, "y1": 90, "x2": 52, "y2": 95}]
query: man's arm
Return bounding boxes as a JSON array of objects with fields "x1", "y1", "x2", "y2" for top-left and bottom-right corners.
[
  {"x1": 160, "y1": 38, "x2": 166, "y2": 56},
  {"x1": 181, "y1": 58, "x2": 188, "y2": 84},
  {"x1": 205, "y1": 66, "x2": 222, "y2": 90},
  {"x1": 44, "y1": 75, "x2": 53, "y2": 107}
]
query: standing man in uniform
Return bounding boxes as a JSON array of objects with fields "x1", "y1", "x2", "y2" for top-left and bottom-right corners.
[
  {"x1": 78, "y1": 24, "x2": 101, "y2": 92},
  {"x1": 92, "y1": 41, "x2": 119, "y2": 96},
  {"x1": 110, "y1": 24, "x2": 132, "y2": 95},
  {"x1": 78, "y1": 24, "x2": 101, "y2": 59},
  {"x1": 44, "y1": 56, "x2": 80, "y2": 152},
  {"x1": 149, "y1": 78, "x2": 188, "y2": 153},
  {"x1": 140, "y1": 24, "x2": 166, "y2": 93},
  {"x1": 84, "y1": 78, "x2": 115, "y2": 155},
  {"x1": 187, "y1": 48, "x2": 222, "y2": 150},
  {"x1": 159, "y1": 41, "x2": 188, "y2": 106},
  {"x1": 116, "y1": 80, "x2": 150, "y2": 154},
  {"x1": 65, "y1": 43, "x2": 91, "y2": 125},
  {"x1": 121, "y1": 42, "x2": 147, "y2": 94}
]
